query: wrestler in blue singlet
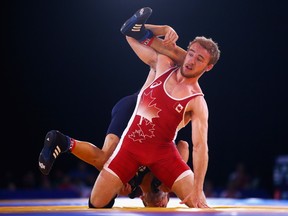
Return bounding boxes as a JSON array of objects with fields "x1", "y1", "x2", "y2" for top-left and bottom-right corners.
[{"x1": 106, "y1": 92, "x2": 138, "y2": 137}]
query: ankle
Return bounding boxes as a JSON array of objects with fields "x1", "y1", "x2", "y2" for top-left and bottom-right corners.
[{"x1": 69, "y1": 138, "x2": 76, "y2": 152}]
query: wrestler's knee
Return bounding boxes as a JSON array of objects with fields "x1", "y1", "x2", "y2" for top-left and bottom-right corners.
[
  {"x1": 177, "y1": 140, "x2": 189, "y2": 149},
  {"x1": 88, "y1": 195, "x2": 116, "y2": 208}
]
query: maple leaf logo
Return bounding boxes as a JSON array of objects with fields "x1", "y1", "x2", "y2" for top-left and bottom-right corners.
[
  {"x1": 139, "y1": 118, "x2": 155, "y2": 138},
  {"x1": 137, "y1": 90, "x2": 161, "y2": 123},
  {"x1": 128, "y1": 128, "x2": 144, "y2": 143},
  {"x1": 128, "y1": 119, "x2": 156, "y2": 143},
  {"x1": 128, "y1": 90, "x2": 161, "y2": 143}
]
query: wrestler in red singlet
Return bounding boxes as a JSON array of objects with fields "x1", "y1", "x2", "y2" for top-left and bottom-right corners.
[{"x1": 105, "y1": 66, "x2": 204, "y2": 188}]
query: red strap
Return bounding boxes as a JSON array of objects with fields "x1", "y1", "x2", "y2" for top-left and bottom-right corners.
[
  {"x1": 69, "y1": 138, "x2": 76, "y2": 152},
  {"x1": 141, "y1": 36, "x2": 155, "y2": 47}
]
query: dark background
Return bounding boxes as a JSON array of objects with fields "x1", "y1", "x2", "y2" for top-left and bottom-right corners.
[{"x1": 1, "y1": 0, "x2": 287, "y2": 197}]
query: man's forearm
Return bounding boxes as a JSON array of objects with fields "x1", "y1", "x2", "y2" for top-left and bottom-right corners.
[
  {"x1": 145, "y1": 24, "x2": 169, "y2": 37},
  {"x1": 150, "y1": 37, "x2": 186, "y2": 66},
  {"x1": 192, "y1": 146, "x2": 208, "y2": 191},
  {"x1": 143, "y1": 24, "x2": 186, "y2": 66}
]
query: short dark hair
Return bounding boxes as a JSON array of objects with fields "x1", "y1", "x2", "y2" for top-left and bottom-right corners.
[{"x1": 141, "y1": 191, "x2": 170, "y2": 207}]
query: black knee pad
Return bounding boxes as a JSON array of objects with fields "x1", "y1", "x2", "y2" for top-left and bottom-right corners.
[{"x1": 88, "y1": 195, "x2": 116, "y2": 208}]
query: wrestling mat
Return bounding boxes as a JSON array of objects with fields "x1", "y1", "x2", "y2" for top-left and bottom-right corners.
[{"x1": 1, "y1": 197, "x2": 288, "y2": 216}]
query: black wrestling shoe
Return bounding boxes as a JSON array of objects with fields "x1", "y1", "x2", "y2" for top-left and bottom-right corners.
[
  {"x1": 128, "y1": 184, "x2": 142, "y2": 199},
  {"x1": 151, "y1": 177, "x2": 162, "y2": 193},
  {"x1": 38, "y1": 130, "x2": 70, "y2": 175},
  {"x1": 128, "y1": 175, "x2": 141, "y2": 199},
  {"x1": 120, "y1": 7, "x2": 153, "y2": 41},
  {"x1": 128, "y1": 166, "x2": 150, "y2": 198}
]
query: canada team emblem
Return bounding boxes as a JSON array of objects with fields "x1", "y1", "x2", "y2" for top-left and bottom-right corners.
[{"x1": 174, "y1": 103, "x2": 183, "y2": 113}]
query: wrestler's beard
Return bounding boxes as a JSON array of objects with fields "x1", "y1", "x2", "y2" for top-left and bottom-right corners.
[
  {"x1": 180, "y1": 65, "x2": 197, "y2": 78},
  {"x1": 180, "y1": 65, "x2": 204, "y2": 78}
]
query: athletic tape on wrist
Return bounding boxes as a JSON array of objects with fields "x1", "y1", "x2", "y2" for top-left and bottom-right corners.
[{"x1": 141, "y1": 36, "x2": 155, "y2": 46}]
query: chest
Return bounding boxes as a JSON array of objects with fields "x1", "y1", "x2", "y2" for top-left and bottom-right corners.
[{"x1": 164, "y1": 75, "x2": 194, "y2": 99}]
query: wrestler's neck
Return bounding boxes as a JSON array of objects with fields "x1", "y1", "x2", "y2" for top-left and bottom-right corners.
[{"x1": 176, "y1": 67, "x2": 201, "y2": 85}]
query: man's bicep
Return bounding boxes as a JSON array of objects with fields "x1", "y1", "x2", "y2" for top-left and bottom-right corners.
[{"x1": 191, "y1": 98, "x2": 209, "y2": 145}]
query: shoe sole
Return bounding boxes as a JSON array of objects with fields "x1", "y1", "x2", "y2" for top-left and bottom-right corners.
[
  {"x1": 120, "y1": 7, "x2": 152, "y2": 34},
  {"x1": 38, "y1": 130, "x2": 61, "y2": 175}
]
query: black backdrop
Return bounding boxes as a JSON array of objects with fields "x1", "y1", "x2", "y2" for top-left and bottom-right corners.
[{"x1": 1, "y1": 0, "x2": 287, "y2": 195}]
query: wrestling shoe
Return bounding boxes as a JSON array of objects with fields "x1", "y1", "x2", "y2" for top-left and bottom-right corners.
[
  {"x1": 151, "y1": 177, "x2": 162, "y2": 193},
  {"x1": 120, "y1": 7, "x2": 153, "y2": 42},
  {"x1": 128, "y1": 166, "x2": 149, "y2": 198},
  {"x1": 128, "y1": 176, "x2": 142, "y2": 199},
  {"x1": 38, "y1": 130, "x2": 70, "y2": 175}
]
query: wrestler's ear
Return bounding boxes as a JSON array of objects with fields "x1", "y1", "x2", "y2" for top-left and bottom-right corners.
[{"x1": 205, "y1": 64, "x2": 214, "y2": 72}]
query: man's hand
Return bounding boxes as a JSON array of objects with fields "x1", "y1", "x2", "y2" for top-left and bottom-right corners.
[
  {"x1": 162, "y1": 26, "x2": 179, "y2": 47},
  {"x1": 180, "y1": 189, "x2": 210, "y2": 208}
]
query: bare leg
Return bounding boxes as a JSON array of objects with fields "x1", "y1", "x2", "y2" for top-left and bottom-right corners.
[
  {"x1": 176, "y1": 140, "x2": 189, "y2": 163},
  {"x1": 71, "y1": 134, "x2": 119, "y2": 170},
  {"x1": 171, "y1": 173, "x2": 195, "y2": 207},
  {"x1": 101, "y1": 134, "x2": 120, "y2": 159},
  {"x1": 172, "y1": 173, "x2": 208, "y2": 208},
  {"x1": 90, "y1": 169, "x2": 123, "y2": 207}
]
